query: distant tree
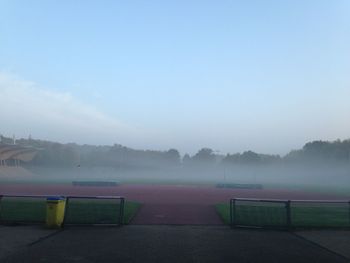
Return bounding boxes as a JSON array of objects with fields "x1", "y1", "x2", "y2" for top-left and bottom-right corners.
[
  {"x1": 164, "y1": 149, "x2": 180, "y2": 165},
  {"x1": 283, "y1": 139, "x2": 350, "y2": 163},
  {"x1": 284, "y1": 149, "x2": 303, "y2": 161},
  {"x1": 259, "y1": 154, "x2": 281, "y2": 164},
  {"x1": 192, "y1": 148, "x2": 215, "y2": 164},
  {"x1": 240, "y1": 151, "x2": 260, "y2": 164},
  {"x1": 222, "y1": 153, "x2": 241, "y2": 165},
  {"x1": 222, "y1": 152, "x2": 279, "y2": 165},
  {"x1": 303, "y1": 141, "x2": 330, "y2": 159},
  {"x1": 182, "y1": 154, "x2": 191, "y2": 165},
  {"x1": 5, "y1": 134, "x2": 350, "y2": 168}
]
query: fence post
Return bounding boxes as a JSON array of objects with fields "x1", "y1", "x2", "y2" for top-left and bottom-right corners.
[
  {"x1": 0, "y1": 195, "x2": 3, "y2": 224},
  {"x1": 348, "y1": 201, "x2": 350, "y2": 228},
  {"x1": 119, "y1": 197, "x2": 125, "y2": 225},
  {"x1": 61, "y1": 197, "x2": 70, "y2": 228},
  {"x1": 230, "y1": 199, "x2": 233, "y2": 227},
  {"x1": 286, "y1": 200, "x2": 291, "y2": 229},
  {"x1": 230, "y1": 199, "x2": 236, "y2": 227}
]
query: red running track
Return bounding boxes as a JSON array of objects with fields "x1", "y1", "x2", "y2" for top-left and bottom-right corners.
[{"x1": 0, "y1": 184, "x2": 346, "y2": 225}]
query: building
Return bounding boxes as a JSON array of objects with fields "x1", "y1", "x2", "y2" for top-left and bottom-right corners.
[{"x1": 0, "y1": 144, "x2": 38, "y2": 167}]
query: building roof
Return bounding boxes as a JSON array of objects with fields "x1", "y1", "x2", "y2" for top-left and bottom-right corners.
[{"x1": 0, "y1": 144, "x2": 39, "y2": 162}]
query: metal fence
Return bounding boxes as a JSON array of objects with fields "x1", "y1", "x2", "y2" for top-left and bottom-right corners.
[
  {"x1": 0, "y1": 194, "x2": 125, "y2": 226},
  {"x1": 63, "y1": 195, "x2": 125, "y2": 226},
  {"x1": 0, "y1": 195, "x2": 47, "y2": 224},
  {"x1": 230, "y1": 198, "x2": 350, "y2": 229}
]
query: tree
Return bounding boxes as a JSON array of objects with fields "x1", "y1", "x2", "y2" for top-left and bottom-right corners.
[
  {"x1": 164, "y1": 149, "x2": 180, "y2": 165},
  {"x1": 222, "y1": 153, "x2": 241, "y2": 165},
  {"x1": 240, "y1": 151, "x2": 260, "y2": 164},
  {"x1": 192, "y1": 148, "x2": 215, "y2": 164},
  {"x1": 182, "y1": 154, "x2": 191, "y2": 165}
]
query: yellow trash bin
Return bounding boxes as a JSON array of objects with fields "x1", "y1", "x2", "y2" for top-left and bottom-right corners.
[{"x1": 46, "y1": 196, "x2": 66, "y2": 228}]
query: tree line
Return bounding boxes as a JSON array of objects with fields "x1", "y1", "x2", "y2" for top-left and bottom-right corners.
[{"x1": 1, "y1": 135, "x2": 349, "y2": 168}]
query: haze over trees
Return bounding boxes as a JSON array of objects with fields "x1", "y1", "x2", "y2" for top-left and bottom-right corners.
[{"x1": 1, "y1": 135, "x2": 349, "y2": 169}]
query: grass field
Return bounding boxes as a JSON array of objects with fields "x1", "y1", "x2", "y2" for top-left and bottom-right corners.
[
  {"x1": 216, "y1": 204, "x2": 231, "y2": 224},
  {"x1": 122, "y1": 201, "x2": 141, "y2": 224},
  {"x1": 216, "y1": 202, "x2": 350, "y2": 228},
  {"x1": 0, "y1": 197, "x2": 141, "y2": 225}
]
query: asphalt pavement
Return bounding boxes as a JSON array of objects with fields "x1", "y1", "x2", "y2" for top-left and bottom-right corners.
[{"x1": 2, "y1": 225, "x2": 349, "y2": 263}]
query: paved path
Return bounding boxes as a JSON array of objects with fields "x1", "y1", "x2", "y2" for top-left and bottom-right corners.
[
  {"x1": 0, "y1": 226, "x2": 56, "y2": 261},
  {"x1": 3, "y1": 226, "x2": 348, "y2": 263},
  {"x1": 296, "y1": 230, "x2": 350, "y2": 259}
]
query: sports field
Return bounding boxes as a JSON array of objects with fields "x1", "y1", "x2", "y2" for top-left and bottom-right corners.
[{"x1": 1, "y1": 183, "x2": 349, "y2": 226}]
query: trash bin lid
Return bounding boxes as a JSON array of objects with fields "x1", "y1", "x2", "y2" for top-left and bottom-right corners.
[{"x1": 47, "y1": 196, "x2": 65, "y2": 201}]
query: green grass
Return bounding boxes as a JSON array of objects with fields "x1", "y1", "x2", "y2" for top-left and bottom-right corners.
[
  {"x1": 0, "y1": 197, "x2": 141, "y2": 225},
  {"x1": 216, "y1": 204, "x2": 231, "y2": 224},
  {"x1": 216, "y1": 202, "x2": 350, "y2": 228},
  {"x1": 64, "y1": 199, "x2": 123, "y2": 225},
  {"x1": 123, "y1": 201, "x2": 141, "y2": 224},
  {"x1": 0, "y1": 197, "x2": 47, "y2": 223},
  {"x1": 64, "y1": 199, "x2": 141, "y2": 225},
  {"x1": 291, "y1": 205, "x2": 349, "y2": 227}
]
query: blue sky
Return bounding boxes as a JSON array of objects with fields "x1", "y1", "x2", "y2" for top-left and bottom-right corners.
[{"x1": 0, "y1": 0, "x2": 350, "y2": 155}]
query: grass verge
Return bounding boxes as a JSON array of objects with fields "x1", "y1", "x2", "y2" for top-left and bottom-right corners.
[
  {"x1": 215, "y1": 202, "x2": 350, "y2": 228},
  {"x1": 123, "y1": 201, "x2": 141, "y2": 224},
  {"x1": 0, "y1": 197, "x2": 141, "y2": 225},
  {"x1": 215, "y1": 203, "x2": 230, "y2": 225}
]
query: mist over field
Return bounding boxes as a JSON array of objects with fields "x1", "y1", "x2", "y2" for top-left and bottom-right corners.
[
  {"x1": 26, "y1": 162, "x2": 350, "y2": 192},
  {"x1": 1, "y1": 135, "x2": 349, "y2": 194}
]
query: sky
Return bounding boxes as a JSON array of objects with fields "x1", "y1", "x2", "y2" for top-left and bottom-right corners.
[{"x1": 0, "y1": 0, "x2": 350, "y2": 155}]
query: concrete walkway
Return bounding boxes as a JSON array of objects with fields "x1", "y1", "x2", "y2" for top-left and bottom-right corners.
[
  {"x1": 296, "y1": 230, "x2": 350, "y2": 259},
  {"x1": 0, "y1": 225, "x2": 56, "y2": 261},
  {"x1": 2, "y1": 225, "x2": 348, "y2": 263}
]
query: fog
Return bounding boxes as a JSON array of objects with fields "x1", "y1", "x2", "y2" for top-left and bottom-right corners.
[
  {"x1": 0, "y1": 135, "x2": 349, "y2": 195},
  {"x1": 1, "y1": 1, "x2": 350, "y2": 196},
  {"x1": 1, "y1": 161, "x2": 345, "y2": 196}
]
